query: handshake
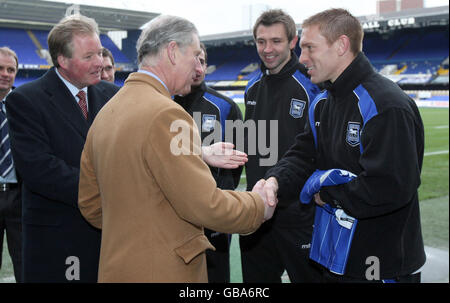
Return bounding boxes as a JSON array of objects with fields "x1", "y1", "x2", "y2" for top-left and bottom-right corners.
[
  {"x1": 200, "y1": 142, "x2": 279, "y2": 222},
  {"x1": 251, "y1": 177, "x2": 279, "y2": 222}
]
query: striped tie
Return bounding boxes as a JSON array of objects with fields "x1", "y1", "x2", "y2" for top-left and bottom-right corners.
[
  {"x1": 77, "y1": 90, "x2": 88, "y2": 120},
  {"x1": 0, "y1": 103, "x2": 13, "y2": 178}
]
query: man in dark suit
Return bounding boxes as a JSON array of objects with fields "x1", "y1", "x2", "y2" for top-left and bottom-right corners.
[
  {"x1": 5, "y1": 14, "x2": 119, "y2": 282},
  {"x1": 0, "y1": 46, "x2": 22, "y2": 282}
]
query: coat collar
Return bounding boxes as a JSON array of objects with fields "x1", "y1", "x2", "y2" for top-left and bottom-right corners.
[
  {"x1": 124, "y1": 72, "x2": 172, "y2": 99},
  {"x1": 323, "y1": 52, "x2": 375, "y2": 98}
]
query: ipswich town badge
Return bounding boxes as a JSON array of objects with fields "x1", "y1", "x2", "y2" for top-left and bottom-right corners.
[
  {"x1": 346, "y1": 122, "x2": 361, "y2": 147},
  {"x1": 202, "y1": 114, "x2": 216, "y2": 132},
  {"x1": 290, "y1": 99, "x2": 306, "y2": 118}
]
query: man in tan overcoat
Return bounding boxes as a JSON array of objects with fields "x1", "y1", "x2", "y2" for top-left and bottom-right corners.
[{"x1": 78, "y1": 15, "x2": 277, "y2": 282}]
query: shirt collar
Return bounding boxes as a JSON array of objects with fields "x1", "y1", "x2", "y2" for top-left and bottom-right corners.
[
  {"x1": 137, "y1": 69, "x2": 169, "y2": 93},
  {"x1": 55, "y1": 68, "x2": 87, "y2": 98},
  {"x1": 1, "y1": 88, "x2": 12, "y2": 103}
]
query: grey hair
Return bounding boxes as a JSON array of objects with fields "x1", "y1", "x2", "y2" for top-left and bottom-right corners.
[{"x1": 136, "y1": 15, "x2": 198, "y2": 68}]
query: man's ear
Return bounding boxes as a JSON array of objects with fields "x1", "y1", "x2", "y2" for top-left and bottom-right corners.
[
  {"x1": 57, "y1": 55, "x2": 68, "y2": 69},
  {"x1": 289, "y1": 35, "x2": 299, "y2": 50},
  {"x1": 167, "y1": 41, "x2": 178, "y2": 65},
  {"x1": 336, "y1": 35, "x2": 351, "y2": 56}
]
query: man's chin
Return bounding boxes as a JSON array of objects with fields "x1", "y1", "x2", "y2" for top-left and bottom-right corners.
[
  {"x1": 192, "y1": 80, "x2": 202, "y2": 86},
  {"x1": 88, "y1": 77, "x2": 101, "y2": 86}
]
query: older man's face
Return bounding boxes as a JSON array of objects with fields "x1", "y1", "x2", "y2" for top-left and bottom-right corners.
[
  {"x1": 174, "y1": 34, "x2": 203, "y2": 95},
  {"x1": 57, "y1": 33, "x2": 103, "y2": 89}
]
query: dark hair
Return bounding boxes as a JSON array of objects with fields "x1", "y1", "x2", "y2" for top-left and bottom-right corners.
[
  {"x1": 253, "y1": 9, "x2": 297, "y2": 42},
  {"x1": 199, "y1": 42, "x2": 207, "y2": 64},
  {"x1": 102, "y1": 47, "x2": 115, "y2": 66}
]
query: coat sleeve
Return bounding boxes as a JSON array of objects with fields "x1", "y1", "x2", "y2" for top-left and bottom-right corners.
[
  {"x1": 144, "y1": 106, "x2": 265, "y2": 235},
  {"x1": 5, "y1": 89, "x2": 80, "y2": 207},
  {"x1": 78, "y1": 130, "x2": 102, "y2": 229}
]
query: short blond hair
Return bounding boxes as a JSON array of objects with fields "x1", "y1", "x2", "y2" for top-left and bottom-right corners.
[{"x1": 302, "y1": 8, "x2": 363, "y2": 54}]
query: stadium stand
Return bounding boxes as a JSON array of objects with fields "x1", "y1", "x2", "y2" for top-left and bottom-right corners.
[
  {"x1": 201, "y1": 5, "x2": 448, "y2": 92},
  {"x1": 99, "y1": 34, "x2": 131, "y2": 65},
  {"x1": 0, "y1": 0, "x2": 157, "y2": 87},
  {"x1": 0, "y1": 1, "x2": 447, "y2": 92},
  {"x1": 0, "y1": 28, "x2": 47, "y2": 66}
]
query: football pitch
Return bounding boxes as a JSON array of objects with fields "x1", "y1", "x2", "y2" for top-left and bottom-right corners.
[{"x1": 1, "y1": 107, "x2": 448, "y2": 283}]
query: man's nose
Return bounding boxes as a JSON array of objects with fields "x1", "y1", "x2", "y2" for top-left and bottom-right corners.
[
  {"x1": 264, "y1": 42, "x2": 273, "y2": 53},
  {"x1": 101, "y1": 69, "x2": 108, "y2": 79},
  {"x1": 95, "y1": 53, "x2": 103, "y2": 67},
  {"x1": 194, "y1": 59, "x2": 202, "y2": 73},
  {"x1": 0, "y1": 68, "x2": 9, "y2": 77},
  {"x1": 299, "y1": 52, "x2": 308, "y2": 66}
]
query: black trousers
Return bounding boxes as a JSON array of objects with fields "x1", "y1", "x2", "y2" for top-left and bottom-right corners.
[
  {"x1": 320, "y1": 268, "x2": 421, "y2": 283},
  {"x1": 0, "y1": 185, "x2": 22, "y2": 283},
  {"x1": 239, "y1": 220, "x2": 322, "y2": 283},
  {"x1": 205, "y1": 229, "x2": 230, "y2": 283}
]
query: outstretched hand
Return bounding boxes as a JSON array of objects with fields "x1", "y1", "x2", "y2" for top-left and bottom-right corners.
[{"x1": 202, "y1": 142, "x2": 247, "y2": 169}]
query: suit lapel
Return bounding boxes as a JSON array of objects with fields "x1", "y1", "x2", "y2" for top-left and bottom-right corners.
[
  {"x1": 87, "y1": 84, "x2": 107, "y2": 125},
  {"x1": 44, "y1": 68, "x2": 89, "y2": 137}
]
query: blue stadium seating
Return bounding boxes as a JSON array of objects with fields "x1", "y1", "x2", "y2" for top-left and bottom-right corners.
[
  {"x1": 32, "y1": 29, "x2": 50, "y2": 49},
  {"x1": 392, "y1": 30, "x2": 448, "y2": 62},
  {"x1": 1, "y1": 27, "x2": 131, "y2": 66},
  {"x1": 100, "y1": 34, "x2": 131, "y2": 64},
  {"x1": 0, "y1": 28, "x2": 47, "y2": 65},
  {"x1": 206, "y1": 44, "x2": 259, "y2": 81},
  {"x1": 363, "y1": 28, "x2": 449, "y2": 75}
]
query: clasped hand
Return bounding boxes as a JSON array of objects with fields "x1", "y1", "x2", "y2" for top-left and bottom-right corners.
[{"x1": 251, "y1": 177, "x2": 279, "y2": 221}]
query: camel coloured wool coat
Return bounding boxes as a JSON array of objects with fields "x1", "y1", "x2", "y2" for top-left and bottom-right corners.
[{"x1": 78, "y1": 72, "x2": 265, "y2": 282}]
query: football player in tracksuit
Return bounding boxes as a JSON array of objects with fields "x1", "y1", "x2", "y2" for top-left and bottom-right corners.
[
  {"x1": 264, "y1": 8, "x2": 426, "y2": 282},
  {"x1": 239, "y1": 9, "x2": 323, "y2": 283},
  {"x1": 174, "y1": 43, "x2": 244, "y2": 283}
]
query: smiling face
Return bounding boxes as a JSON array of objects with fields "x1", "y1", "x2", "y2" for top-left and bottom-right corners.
[
  {"x1": 57, "y1": 33, "x2": 103, "y2": 89},
  {"x1": 191, "y1": 49, "x2": 206, "y2": 87},
  {"x1": 0, "y1": 52, "x2": 17, "y2": 97},
  {"x1": 299, "y1": 25, "x2": 343, "y2": 84},
  {"x1": 101, "y1": 55, "x2": 115, "y2": 83},
  {"x1": 255, "y1": 22, "x2": 297, "y2": 75}
]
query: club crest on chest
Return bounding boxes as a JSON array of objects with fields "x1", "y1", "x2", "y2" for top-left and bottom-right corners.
[
  {"x1": 202, "y1": 114, "x2": 217, "y2": 132},
  {"x1": 290, "y1": 99, "x2": 306, "y2": 118},
  {"x1": 346, "y1": 122, "x2": 361, "y2": 147}
]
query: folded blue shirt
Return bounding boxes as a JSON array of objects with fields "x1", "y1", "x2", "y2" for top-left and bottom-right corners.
[{"x1": 300, "y1": 169, "x2": 357, "y2": 275}]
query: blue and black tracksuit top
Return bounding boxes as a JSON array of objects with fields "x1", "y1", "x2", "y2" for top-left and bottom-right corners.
[
  {"x1": 245, "y1": 52, "x2": 321, "y2": 227},
  {"x1": 266, "y1": 52, "x2": 426, "y2": 279}
]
